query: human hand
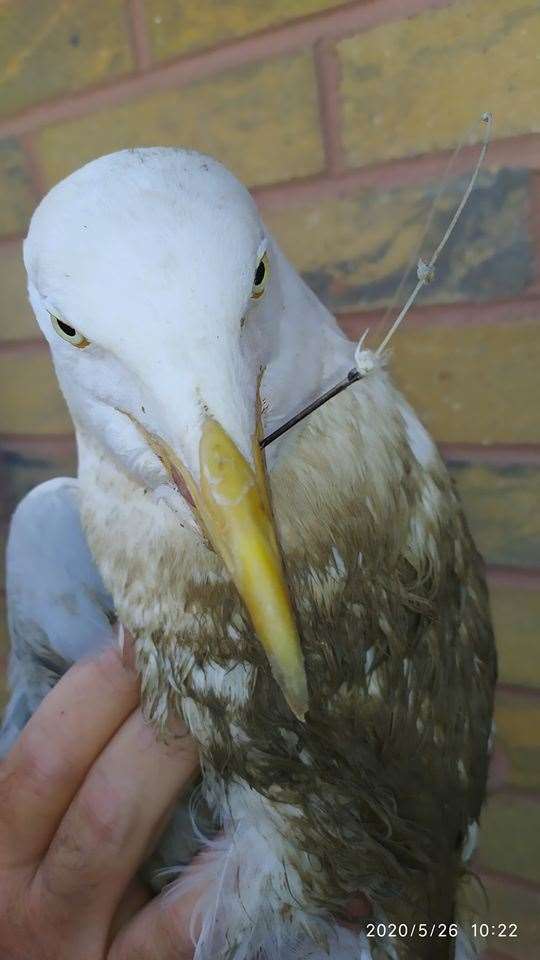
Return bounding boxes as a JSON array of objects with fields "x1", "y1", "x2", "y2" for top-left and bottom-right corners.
[{"x1": 0, "y1": 640, "x2": 202, "y2": 959}]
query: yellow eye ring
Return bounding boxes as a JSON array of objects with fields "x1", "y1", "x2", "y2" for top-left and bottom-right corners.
[
  {"x1": 251, "y1": 253, "x2": 269, "y2": 300},
  {"x1": 49, "y1": 314, "x2": 90, "y2": 349}
]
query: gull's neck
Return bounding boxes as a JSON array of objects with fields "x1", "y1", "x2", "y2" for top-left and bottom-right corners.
[{"x1": 260, "y1": 246, "x2": 356, "y2": 468}]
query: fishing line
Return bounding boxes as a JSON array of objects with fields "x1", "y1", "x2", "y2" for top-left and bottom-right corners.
[{"x1": 261, "y1": 112, "x2": 493, "y2": 450}]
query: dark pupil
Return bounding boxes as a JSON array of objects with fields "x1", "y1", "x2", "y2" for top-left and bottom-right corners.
[
  {"x1": 254, "y1": 259, "x2": 265, "y2": 287},
  {"x1": 58, "y1": 320, "x2": 77, "y2": 338}
]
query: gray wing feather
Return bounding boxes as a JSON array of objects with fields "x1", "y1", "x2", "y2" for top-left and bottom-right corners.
[
  {"x1": 1, "y1": 476, "x2": 212, "y2": 886},
  {"x1": 1, "y1": 477, "x2": 116, "y2": 753}
]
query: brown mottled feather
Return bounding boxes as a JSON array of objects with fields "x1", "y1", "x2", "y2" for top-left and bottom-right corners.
[{"x1": 80, "y1": 367, "x2": 496, "y2": 959}]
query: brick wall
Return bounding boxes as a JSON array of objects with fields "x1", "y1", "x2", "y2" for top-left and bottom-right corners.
[{"x1": 0, "y1": 1, "x2": 539, "y2": 955}]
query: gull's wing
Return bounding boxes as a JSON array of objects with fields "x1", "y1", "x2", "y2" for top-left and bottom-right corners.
[
  {"x1": 1, "y1": 477, "x2": 116, "y2": 754},
  {"x1": 0, "y1": 476, "x2": 211, "y2": 886}
]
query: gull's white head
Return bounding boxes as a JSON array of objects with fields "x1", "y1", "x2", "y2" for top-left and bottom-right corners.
[
  {"x1": 24, "y1": 147, "x2": 344, "y2": 719},
  {"x1": 25, "y1": 149, "x2": 277, "y2": 487}
]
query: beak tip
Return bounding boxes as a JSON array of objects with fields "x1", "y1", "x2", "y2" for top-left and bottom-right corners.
[
  {"x1": 197, "y1": 419, "x2": 309, "y2": 723},
  {"x1": 282, "y1": 672, "x2": 309, "y2": 723}
]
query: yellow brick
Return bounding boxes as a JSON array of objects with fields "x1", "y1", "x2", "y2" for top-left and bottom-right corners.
[
  {"x1": 450, "y1": 463, "x2": 540, "y2": 568},
  {"x1": 390, "y1": 322, "x2": 540, "y2": 445},
  {"x1": 339, "y1": 0, "x2": 540, "y2": 167},
  {"x1": 36, "y1": 53, "x2": 324, "y2": 189},
  {"x1": 495, "y1": 692, "x2": 540, "y2": 790},
  {"x1": 146, "y1": 0, "x2": 346, "y2": 60},
  {"x1": 0, "y1": 0, "x2": 133, "y2": 119},
  {"x1": 264, "y1": 169, "x2": 531, "y2": 314},
  {"x1": 0, "y1": 676, "x2": 8, "y2": 715},
  {"x1": 491, "y1": 586, "x2": 540, "y2": 688},
  {"x1": 0, "y1": 350, "x2": 72, "y2": 435},
  {"x1": 479, "y1": 796, "x2": 540, "y2": 884},
  {"x1": 0, "y1": 242, "x2": 36, "y2": 341},
  {"x1": 0, "y1": 139, "x2": 35, "y2": 237}
]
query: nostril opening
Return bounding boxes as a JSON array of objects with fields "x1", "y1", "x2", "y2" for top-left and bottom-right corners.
[{"x1": 169, "y1": 462, "x2": 196, "y2": 509}]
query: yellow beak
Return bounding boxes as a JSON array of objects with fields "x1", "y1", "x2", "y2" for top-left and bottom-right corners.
[
  {"x1": 126, "y1": 408, "x2": 308, "y2": 717},
  {"x1": 137, "y1": 414, "x2": 308, "y2": 720},
  {"x1": 194, "y1": 420, "x2": 308, "y2": 721}
]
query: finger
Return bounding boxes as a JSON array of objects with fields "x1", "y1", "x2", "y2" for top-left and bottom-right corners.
[
  {"x1": 110, "y1": 877, "x2": 153, "y2": 941},
  {"x1": 108, "y1": 858, "x2": 211, "y2": 960},
  {"x1": 109, "y1": 888, "x2": 200, "y2": 960},
  {"x1": 0, "y1": 642, "x2": 139, "y2": 867},
  {"x1": 35, "y1": 708, "x2": 199, "y2": 922}
]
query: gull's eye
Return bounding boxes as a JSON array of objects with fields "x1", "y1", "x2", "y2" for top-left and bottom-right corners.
[
  {"x1": 50, "y1": 314, "x2": 90, "y2": 348},
  {"x1": 251, "y1": 253, "x2": 269, "y2": 300}
]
